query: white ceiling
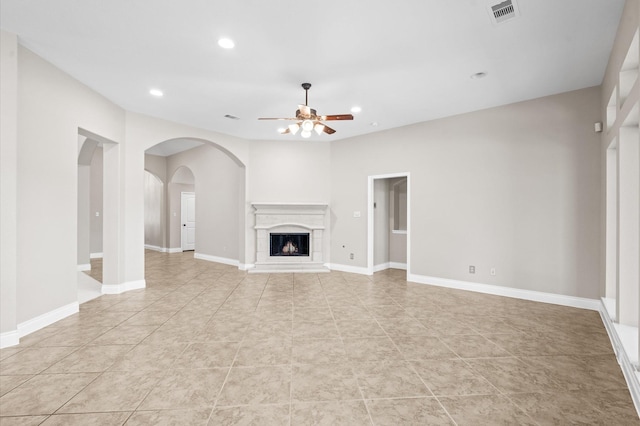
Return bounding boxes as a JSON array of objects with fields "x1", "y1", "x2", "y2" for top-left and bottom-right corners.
[
  {"x1": 145, "y1": 139, "x2": 204, "y2": 157},
  {"x1": 0, "y1": 0, "x2": 625, "y2": 144}
]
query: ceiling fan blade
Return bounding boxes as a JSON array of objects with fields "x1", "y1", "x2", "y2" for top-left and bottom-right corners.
[
  {"x1": 258, "y1": 117, "x2": 298, "y2": 121},
  {"x1": 322, "y1": 124, "x2": 336, "y2": 135},
  {"x1": 322, "y1": 114, "x2": 354, "y2": 121},
  {"x1": 279, "y1": 128, "x2": 291, "y2": 134}
]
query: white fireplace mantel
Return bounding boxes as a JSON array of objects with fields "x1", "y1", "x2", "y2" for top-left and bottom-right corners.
[{"x1": 250, "y1": 202, "x2": 329, "y2": 273}]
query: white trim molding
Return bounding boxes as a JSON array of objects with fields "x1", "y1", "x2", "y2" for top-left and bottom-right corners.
[
  {"x1": 374, "y1": 262, "x2": 408, "y2": 272},
  {"x1": 144, "y1": 245, "x2": 185, "y2": 254},
  {"x1": 0, "y1": 330, "x2": 19, "y2": 349},
  {"x1": 2, "y1": 301, "x2": 87, "y2": 348},
  {"x1": 101, "y1": 279, "x2": 146, "y2": 295},
  {"x1": 77, "y1": 263, "x2": 91, "y2": 272},
  {"x1": 329, "y1": 263, "x2": 371, "y2": 276},
  {"x1": 21, "y1": 301, "x2": 78, "y2": 338},
  {"x1": 239, "y1": 263, "x2": 254, "y2": 271},
  {"x1": 407, "y1": 273, "x2": 600, "y2": 311},
  {"x1": 89, "y1": 252, "x2": 103, "y2": 259},
  {"x1": 390, "y1": 262, "x2": 407, "y2": 270},
  {"x1": 194, "y1": 253, "x2": 239, "y2": 267},
  {"x1": 599, "y1": 299, "x2": 640, "y2": 417}
]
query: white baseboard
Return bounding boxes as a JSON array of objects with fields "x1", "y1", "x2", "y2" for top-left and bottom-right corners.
[
  {"x1": 407, "y1": 273, "x2": 600, "y2": 311},
  {"x1": 0, "y1": 301, "x2": 80, "y2": 349},
  {"x1": 374, "y1": 263, "x2": 389, "y2": 273},
  {"x1": 329, "y1": 263, "x2": 370, "y2": 275},
  {"x1": 194, "y1": 253, "x2": 239, "y2": 267},
  {"x1": 0, "y1": 330, "x2": 19, "y2": 349},
  {"x1": 599, "y1": 300, "x2": 640, "y2": 417},
  {"x1": 390, "y1": 262, "x2": 407, "y2": 270},
  {"x1": 239, "y1": 263, "x2": 254, "y2": 271},
  {"x1": 144, "y1": 245, "x2": 184, "y2": 254},
  {"x1": 90, "y1": 252, "x2": 103, "y2": 259},
  {"x1": 18, "y1": 302, "x2": 79, "y2": 337},
  {"x1": 101, "y1": 279, "x2": 146, "y2": 295},
  {"x1": 77, "y1": 263, "x2": 91, "y2": 272},
  {"x1": 373, "y1": 262, "x2": 408, "y2": 272}
]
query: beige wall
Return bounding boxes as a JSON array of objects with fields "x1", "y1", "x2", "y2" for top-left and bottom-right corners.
[
  {"x1": 167, "y1": 144, "x2": 242, "y2": 259},
  {"x1": 331, "y1": 87, "x2": 602, "y2": 298},
  {"x1": 1, "y1": 30, "x2": 18, "y2": 337},
  {"x1": 144, "y1": 154, "x2": 168, "y2": 249},
  {"x1": 144, "y1": 170, "x2": 163, "y2": 248},
  {"x1": 16, "y1": 45, "x2": 125, "y2": 323}
]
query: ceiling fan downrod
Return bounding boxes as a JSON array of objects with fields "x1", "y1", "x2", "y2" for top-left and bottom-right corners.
[{"x1": 302, "y1": 83, "x2": 311, "y2": 106}]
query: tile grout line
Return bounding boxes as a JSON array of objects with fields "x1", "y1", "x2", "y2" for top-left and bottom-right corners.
[
  {"x1": 370, "y1": 293, "x2": 460, "y2": 426},
  {"x1": 207, "y1": 272, "x2": 269, "y2": 423},
  {"x1": 320, "y1": 275, "x2": 376, "y2": 426}
]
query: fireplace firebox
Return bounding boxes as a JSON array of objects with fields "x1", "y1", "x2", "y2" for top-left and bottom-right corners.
[{"x1": 270, "y1": 233, "x2": 310, "y2": 257}]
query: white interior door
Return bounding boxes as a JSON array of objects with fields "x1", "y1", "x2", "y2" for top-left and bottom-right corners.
[{"x1": 181, "y1": 192, "x2": 196, "y2": 251}]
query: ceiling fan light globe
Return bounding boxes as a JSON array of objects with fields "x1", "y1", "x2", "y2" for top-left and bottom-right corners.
[
  {"x1": 301, "y1": 119, "x2": 314, "y2": 132},
  {"x1": 301, "y1": 130, "x2": 311, "y2": 138},
  {"x1": 314, "y1": 123, "x2": 325, "y2": 135},
  {"x1": 288, "y1": 123, "x2": 300, "y2": 135}
]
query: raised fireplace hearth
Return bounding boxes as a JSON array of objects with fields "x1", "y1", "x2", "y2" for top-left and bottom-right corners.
[{"x1": 251, "y1": 203, "x2": 329, "y2": 273}]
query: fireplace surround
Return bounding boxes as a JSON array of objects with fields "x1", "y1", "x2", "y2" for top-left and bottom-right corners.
[{"x1": 251, "y1": 203, "x2": 329, "y2": 273}]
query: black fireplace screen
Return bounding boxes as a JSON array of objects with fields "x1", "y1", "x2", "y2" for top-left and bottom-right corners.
[{"x1": 270, "y1": 233, "x2": 310, "y2": 256}]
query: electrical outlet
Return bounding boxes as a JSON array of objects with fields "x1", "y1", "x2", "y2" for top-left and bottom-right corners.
[
  {"x1": 490, "y1": 267, "x2": 496, "y2": 276},
  {"x1": 350, "y1": 253, "x2": 354, "y2": 260},
  {"x1": 469, "y1": 265, "x2": 475, "y2": 274}
]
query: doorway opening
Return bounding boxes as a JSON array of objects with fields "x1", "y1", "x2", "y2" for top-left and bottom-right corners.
[
  {"x1": 76, "y1": 129, "x2": 117, "y2": 302},
  {"x1": 143, "y1": 138, "x2": 246, "y2": 267},
  {"x1": 367, "y1": 173, "x2": 410, "y2": 276}
]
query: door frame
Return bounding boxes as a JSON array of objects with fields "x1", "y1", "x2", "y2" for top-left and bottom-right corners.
[{"x1": 367, "y1": 172, "x2": 410, "y2": 276}]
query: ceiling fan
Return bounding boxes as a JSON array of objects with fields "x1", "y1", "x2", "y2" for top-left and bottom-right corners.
[{"x1": 258, "y1": 83, "x2": 354, "y2": 137}]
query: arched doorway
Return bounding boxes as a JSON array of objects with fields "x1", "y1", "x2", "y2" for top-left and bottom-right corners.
[{"x1": 144, "y1": 138, "x2": 246, "y2": 267}]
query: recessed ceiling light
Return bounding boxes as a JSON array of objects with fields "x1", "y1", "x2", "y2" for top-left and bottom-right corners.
[
  {"x1": 350, "y1": 106, "x2": 362, "y2": 113},
  {"x1": 470, "y1": 71, "x2": 488, "y2": 79},
  {"x1": 218, "y1": 38, "x2": 235, "y2": 49},
  {"x1": 149, "y1": 88, "x2": 163, "y2": 97},
  {"x1": 370, "y1": 122, "x2": 378, "y2": 127}
]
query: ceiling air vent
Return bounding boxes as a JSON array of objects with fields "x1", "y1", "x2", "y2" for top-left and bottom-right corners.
[{"x1": 487, "y1": 0, "x2": 519, "y2": 25}]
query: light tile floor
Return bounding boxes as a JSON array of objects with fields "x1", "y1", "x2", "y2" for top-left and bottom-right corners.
[{"x1": 1, "y1": 251, "x2": 638, "y2": 425}]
